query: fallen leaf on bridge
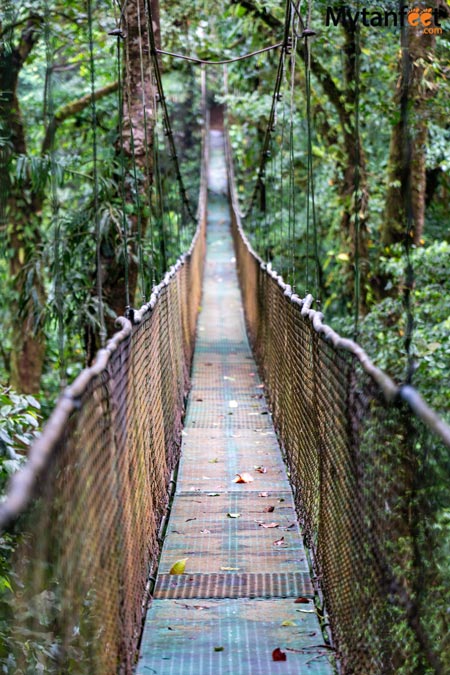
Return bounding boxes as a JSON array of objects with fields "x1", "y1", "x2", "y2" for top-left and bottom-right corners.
[
  {"x1": 233, "y1": 472, "x2": 254, "y2": 483},
  {"x1": 170, "y1": 558, "x2": 188, "y2": 575},
  {"x1": 260, "y1": 522, "x2": 279, "y2": 528},
  {"x1": 227, "y1": 512, "x2": 241, "y2": 518},
  {"x1": 273, "y1": 536, "x2": 287, "y2": 547},
  {"x1": 272, "y1": 647, "x2": 287, "y2": 661},
  {"x1": 294, "y1": 597, "x2": 310, "y2": 604},
  {"x1": 264, "y1": 505, "x2": 275, "y2": 512},
  {"x1": 254, "y1": 465, "x2": 267, "y2": 473}
]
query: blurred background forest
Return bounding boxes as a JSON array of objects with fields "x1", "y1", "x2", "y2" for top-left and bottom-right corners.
[{"x1": 0, "y1": 0, "x2": 449, "y2": 492}]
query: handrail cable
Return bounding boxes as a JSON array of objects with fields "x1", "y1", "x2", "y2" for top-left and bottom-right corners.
[{"x1": 156, "y1": 42, "x2": 283, "y2": 66}]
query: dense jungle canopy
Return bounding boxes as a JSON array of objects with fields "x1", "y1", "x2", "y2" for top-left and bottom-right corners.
[{"x1": 0, "y1": 0, "x2": 449, "y2": 496}]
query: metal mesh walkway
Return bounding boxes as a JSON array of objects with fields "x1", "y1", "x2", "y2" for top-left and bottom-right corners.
[{"x1": 136, "y1": 131, "x2": 334, "y2": 674}]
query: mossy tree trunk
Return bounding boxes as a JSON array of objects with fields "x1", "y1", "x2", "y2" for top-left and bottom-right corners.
[
  {"x1": 383, "y1": 2, "x2": 449, "y2": 247},
  {"x1": 97, "y1": 0, "x2": 159, "y2": 340}
]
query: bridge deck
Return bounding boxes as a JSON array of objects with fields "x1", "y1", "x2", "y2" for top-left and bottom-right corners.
[{"x1": 136, "y1": 131, "x2": 334, "y2": 674}]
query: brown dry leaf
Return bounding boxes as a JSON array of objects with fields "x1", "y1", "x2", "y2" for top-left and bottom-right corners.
[
  {"x1": 260, "y1": 522, "x2": 279, "y2": 529},
  {"x1": 254, "y1": 466, "x2": 267, "y2": 474},
  {"x1": 272, "y1": 647, "x2": 287, "y2": 662},
  {"x1": 227, "y1": 512, "x2": 241, "y2": 519},
  {"x1": 264, "y1": 505, "x2": 275, "y2": 513},
  {"x1": 233, "y1": 472, "x2": 254, "y2": 484},
  {"x1": 273, "y1": 536, "x2": 286, "y2": 547},
  {"x1": 185, "y1": 518, "x2": 197, "y2": 522},
  {"x1": 258, "y1": 491, "x2": 269, "y2": 497},
  {"x1": 294, "y1": 597, "x2": 310, "y2": 604}
]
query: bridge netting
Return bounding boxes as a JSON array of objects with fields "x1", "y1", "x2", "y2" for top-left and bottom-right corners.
[
  {"x1": 0, "y1": 128, "x2": 449, "y2": 675},
  {"x1": 226, "y1": 129, "x2": 450, "y2": 675},
  {"x1": 0, "y1": 153, "x2": 207, "y2": 674}
]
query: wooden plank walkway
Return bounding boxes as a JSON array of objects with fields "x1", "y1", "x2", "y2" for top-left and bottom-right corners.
[{"x1": 136, "y1": 130, "x2": 335, "y2": 675}]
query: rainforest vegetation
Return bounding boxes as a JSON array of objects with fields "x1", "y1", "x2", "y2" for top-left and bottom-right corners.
[{"x1": 0, "y1": 0, "x2": 449, "y2": 671}]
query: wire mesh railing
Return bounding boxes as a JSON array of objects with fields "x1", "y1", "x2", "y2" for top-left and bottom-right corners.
[
  {"x1": 225, "y1": 127, "x2": 450, "y2": 675},
  {"x1": 0, "y1": 122, "x2": 207, "y2": 675}
]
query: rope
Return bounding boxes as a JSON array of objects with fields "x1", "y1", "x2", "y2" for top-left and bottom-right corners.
[
  {"x1": 87, "y1": 0, "x2": 106, "y2": 347},
  {"x1": 156, "y1": 42, "x2": 283, "y2": 66}
]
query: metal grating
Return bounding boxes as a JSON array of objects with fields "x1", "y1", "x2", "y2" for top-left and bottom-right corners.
[{"x1": 154, "y1": 572, "x2": 314, "y2": 599}]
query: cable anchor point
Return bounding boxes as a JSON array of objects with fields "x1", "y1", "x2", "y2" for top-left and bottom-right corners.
[
  {"x1": 302, "y1": 28, "x2": 317, "y2": 39},
  {"x1": 108, "y1": 28, "x2": 126, "y2": 40}
]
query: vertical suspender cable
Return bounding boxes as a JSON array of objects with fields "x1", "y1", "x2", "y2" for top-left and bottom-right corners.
[
  {"x1": 353, "y1": 0, "x2": 361, "y2": 338},
  {"x1": 400, "y1": 10, "x2": 416, "y2": 384},
  {"x1": 116, "y1": 35, "x2": 131, "y2": 311},
  {"x1": 44, "y1": 0, "x2": 65, "y2": 383},
  {"x1": 302, "y1": 0, "x2": 320, "y2": 302},
  {"x1": 87, "y1": 0, "x2": 106, "y2": 347},
  {"x1": 137, "y1": 0, "x2": 155, "y2": 290}
]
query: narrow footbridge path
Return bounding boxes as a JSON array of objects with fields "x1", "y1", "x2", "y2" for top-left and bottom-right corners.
[{"x1": 137, "y1": 131, "x2": 334, "y2": 674}]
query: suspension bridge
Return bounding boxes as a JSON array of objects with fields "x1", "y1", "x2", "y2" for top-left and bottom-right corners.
[{"x1": 1, "y1": 2, "x2": 450, "y2": 675}]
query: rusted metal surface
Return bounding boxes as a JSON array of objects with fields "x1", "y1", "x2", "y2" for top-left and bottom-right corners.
[{"x1": 137, "y1": 130, "x2": 334, "y2": 674}]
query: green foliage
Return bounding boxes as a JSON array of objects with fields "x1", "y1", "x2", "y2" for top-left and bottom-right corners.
[
  {"x1": 359, "y1": 241, "x2": 450, "y2": 418},
  {"x1": 0, "y1": 388, "x2": 41, "y2": 495}
]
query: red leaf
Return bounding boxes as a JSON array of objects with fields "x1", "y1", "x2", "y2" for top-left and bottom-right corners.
[
  {"x1": 264, "y1": 505, "x2": 275, "y2": 513},
  {"x1": 272, "y1": 647, "x2": 287, "y2": 662},
  {"x1": 294, "y1": 597, "x2": 310, "y2": 604}
]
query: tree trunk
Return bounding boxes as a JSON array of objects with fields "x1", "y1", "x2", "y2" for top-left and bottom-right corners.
[
  {"x1": 383, "y1": 2, "x2": 449, "y2": 246},
  {"x1": 1, "y1": 15, "x2": 46, "y2": 394},
  {"x1": 96, "y1": 0, "x2": 158, "y2": 342}
]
